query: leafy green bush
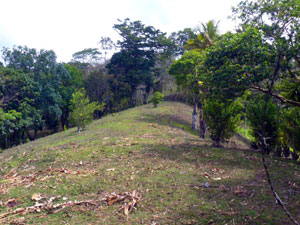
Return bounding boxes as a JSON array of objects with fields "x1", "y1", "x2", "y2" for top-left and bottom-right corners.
[
  {"x1": 280, "y1": 107, "x2": 300, "y2": 161},
  {"x1": 246, "y1": 95, "x2": 280, "y2": 153},
  {"x1": 151, "y1": 92, "x2": 164, "y2": 107},
  {"x1": 204, "y1": 99, "x2": 242, "y2": 146},
  {"x1": 69, "y1": 89, "x2": 105, "y2": 133}
]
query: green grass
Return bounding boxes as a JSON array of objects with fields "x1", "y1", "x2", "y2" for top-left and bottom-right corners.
[
  {"x1": 0, "y1": 101, "x2": 299, "y2": 224},
  {"x1": 236, "y1": 123, "x2": 255, "y2": 142}
]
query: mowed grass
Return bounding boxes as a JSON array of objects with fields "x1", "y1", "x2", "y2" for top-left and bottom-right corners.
[{"x1": 0, "y1": 101, "x2": 300, "y2": 224}]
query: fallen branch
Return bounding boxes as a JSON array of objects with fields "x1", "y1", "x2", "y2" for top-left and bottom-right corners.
[{"x1": 0, "y1": 190, "x2": 141, "y2": 223}]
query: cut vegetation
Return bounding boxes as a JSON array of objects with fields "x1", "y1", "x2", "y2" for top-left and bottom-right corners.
[{"x1": 0, "y1": 102, "x2": 300, "y2": 224}]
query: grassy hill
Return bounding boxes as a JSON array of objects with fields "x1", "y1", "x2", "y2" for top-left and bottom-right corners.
[{"x1": 0, "y1": 101, "x2": 300, "y2": 224}]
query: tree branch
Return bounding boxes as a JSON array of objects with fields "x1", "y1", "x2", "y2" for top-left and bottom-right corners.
[{"x1": 250, "y1": 85, "x2": 300, "y2": 107}]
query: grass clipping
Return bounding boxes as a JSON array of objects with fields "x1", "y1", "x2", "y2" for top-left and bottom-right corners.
[{"x1": 0, "y1": 190, "x2": 141, "y2": 223}]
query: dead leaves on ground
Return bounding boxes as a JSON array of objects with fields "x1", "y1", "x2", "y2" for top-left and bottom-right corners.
[
  {"x1": 0, "y1": 190, "x2": 141, "y2": 224},
  {"x1": 0, "y1": 167, "x2": 97, "y2": 194}
]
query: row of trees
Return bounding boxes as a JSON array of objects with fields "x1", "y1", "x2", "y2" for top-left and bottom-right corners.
[
  {"x1": 0, "y1": 19, "x2": 196, "y2": 149},
  {"x1": 0, "y1": 47, "x2": 85, "y2": 148},
  {"x1": 2, "y1": 0, "x2": 298, "y2": 163},
  {"x1": 169, "y1": 0, "x2": 300, "y2": 161}
]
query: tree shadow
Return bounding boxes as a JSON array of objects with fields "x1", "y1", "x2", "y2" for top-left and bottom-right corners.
[
  {"x1": 137, "y1": 112, "x2": 197, "y2": 135},
  {"x1": 138, "y1": 141, "x2": 300, "y2": 224}
]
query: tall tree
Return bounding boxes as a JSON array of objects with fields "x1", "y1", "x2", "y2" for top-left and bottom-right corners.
[
  {"x1": 98, "y1": 37, "x2": 115, "y2": 64},
  {"x1": 185, "y1": 20, "x2": 220, "y2": 50},
  {"x1": 168, "y1": 28, "x2": 196, "y2": 57},
  {"x1": 106, "y1": 18, "x2": 167, "y2": 106},
  {"x1": 1, "y1": 46, "x2": 67, "y2": 131},
  {"x1": 71, "y1": 48, "x2": 102, "y2": 65},
  {"x1": 169, "y1": 20, "x2": 220, "y2": 136},
  {"x1": 169, "y1": 50, "x2": 202, "y2": 131},
  {"x1": 200, "y1": 1, "x2": 300, "y2": 223}
]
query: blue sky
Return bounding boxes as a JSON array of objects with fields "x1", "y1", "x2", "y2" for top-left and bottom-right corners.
[{"x1": 0, "y1": 0, "x2": 240, "y2": 62}]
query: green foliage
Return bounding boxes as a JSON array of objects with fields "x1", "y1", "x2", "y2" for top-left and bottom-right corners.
[
  {"x1": 168, "y1": 28, "x2": 196, "y2": 57},
  {"x1": 69, "y1": 89, "x2": 104, "y2": 133},
  {"x1": 185, "y1": 20, "x2": 220, "y2": 50},
  {"x1": 201, "y1": 28, "x2": 272, "y2": 100},
  {"x1": 246, "y1": 95, "x2": 280, "y2": 152},
  {"x1": 0, "y1": 108, "x2": 22, "y2": 148},
  {"x1": 71, "y1": 48, "x2": 102, "y2": 64},
  {"x1": 98, "y1": 36, "x2": 115, "y2": 63},
  {"x1": 106, "y1": 18, "x2": 167, "y2": 106},
  {"x1": 151, "y1": 92, "x2": 164, "y2": 107},
  {"x1": 1, "y1": 46, "x2": 67, "y2": 131},
  {"x1": 204, "y1": 99, "x2": 242, "y2": 146},
  {"x1": 84, "y1": 69, "x2": 113, "y2": 115},
  {"x1": 169, "y1": 50, "x2": 202, "y2": 88},
  {"x1": 280, "y1": 107, "x2": 300, "y2": 157}
]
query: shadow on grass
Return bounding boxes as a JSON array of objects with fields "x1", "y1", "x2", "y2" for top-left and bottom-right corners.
[
  {"x1": 139, "y1": 140, "x2": 300, "y2": 224},
  {"x1": 138, "y1": 141, "x2": 300, "y2": 224},
  {"x1": 140, "y1": 141, "x2": 259, "y2": 171},
  {"x1": 137, "y1": 112, "x2": 198, "y2": 136}
]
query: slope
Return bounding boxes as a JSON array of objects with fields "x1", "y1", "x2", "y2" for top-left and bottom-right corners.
[{"x1": 0, "y1": 101, "x2": 299, "y2": 224}]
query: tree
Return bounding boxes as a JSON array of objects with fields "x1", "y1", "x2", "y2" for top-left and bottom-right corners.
[
  {"x1": 0, "y1": 67, "x2": 43, "y2": 144},
  {"x1": 60, "y1": 64, "x2": 84, "y2": 128},
  {"x1": 168, "y1": 28, "x2": 196, "y2": 57},
  {"x1": 107, "y1": 18, "x2": 167, "y2": 106},
  {"x1": 0, "y1": 108, "x2": 22, "y2": 148},
  {"x1": 185, "y1": 20, "x2": 220, "y2": 50},
  {"x1": 151, "y1": 91, "x2": 164, "y2": 107},
  {"x1": 202, "y1": 28, "x2": 272, "y2": 100},
  {"x1": 84, "y1": 68, "x2": 114, "y2": 115},
  {"x1": 71, "y1": 48, "x2": 102, "y2": 65},
  {"x1": 1, "y1": 46, "x2": 66, "y2": 131},
  {"x1": 203, "y1": 1, "x2": 300, "y2": 222},
  {"x1": 231, "y1": 0, "x2": 300, "y2": 107},
  {"x1": 169, "y1": 20, "x2": 220, "y2": 136},
  {"x1": 98, "y1": 37, "x2": 115, "y2": 64},
  {"x1": 69, "y1": 89, "x2": 104, "y2": 133},
  {"x1": 169, "y1": 50, "x2": 202, "y2": 130}
]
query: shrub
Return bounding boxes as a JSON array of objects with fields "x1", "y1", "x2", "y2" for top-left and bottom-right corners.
[
  {"x1": 204, "y1": 99, "x2": 242, "y2": 146},
  {"x1": 280, "y1": 107, "x2": 300, "y2": 160},
  {"x1": 151, "y1": 92, "x2": 164, "y2": 107},
  {"x1": 69, "y1": 89, "x2": 104, "y2": 133},
  {"x1": 246, "y1": 95, "x2": 280, "y2": 153}
]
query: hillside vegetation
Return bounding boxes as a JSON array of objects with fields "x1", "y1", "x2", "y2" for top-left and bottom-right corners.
[{"x1": 0, "y1": 102, "x2": 300, "y2": 224}]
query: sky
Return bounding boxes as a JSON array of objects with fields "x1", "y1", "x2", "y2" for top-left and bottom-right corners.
[{"x1": 0, "y1": 0, "x2": 241, "y2": 62}]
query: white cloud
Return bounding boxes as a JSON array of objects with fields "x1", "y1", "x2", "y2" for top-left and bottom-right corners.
[{"x1": 0, "y1": 0, "x2": 241, "y2": 62}]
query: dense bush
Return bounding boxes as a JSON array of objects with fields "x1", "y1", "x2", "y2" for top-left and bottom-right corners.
[
  {"x1": 204, "y1": 99, "x2": 242, "y2": 146},
  {"x1": 246, "y1": 95, "x2": 280, "y2": 153},
  {"x1": 69, "y1": 89, "x2": 104, "y2": 133},
  {"x1": 151, "y1": 92, "x2": 164, "y2": 108},
  {"x1": 280, "y1": 107, "x2": 300, "y2": 160}
]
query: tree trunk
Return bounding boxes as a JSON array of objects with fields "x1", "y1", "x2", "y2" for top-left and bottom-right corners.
[
  {"x1": 192, "y1": 104, "x2": 197, "y2": 131},
  {"x1": 199, "y1": 104, "x2": 206, "y2": 139},
  {"x1": 34, "y1": 129, "x2": 37, "y2": 140},
  {"x1": 22, "y1": 130, "x2": 25, "y2": 144},
  {"x1": 130, "y1": 88, "x2": 136, "y2": 107},
  {"x1": 283, "y1": 146, "x2": 290, "y2": 158},
  {"x1": 143, "y1": 92, "x2": 147, "y2": 104},
  {"x1": 274, "y1": 146, "x2": 282, "y2": 157},
  {"x1": 4, "y1": 135, "x2": 7, "y2": 149},
  {"x1": 292, "y1": 151, "x2": 299, "y2": 161}
]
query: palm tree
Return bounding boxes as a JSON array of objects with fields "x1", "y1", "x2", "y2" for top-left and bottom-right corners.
[
  {"x1": 186, "y1": 20, "x2": 220, "y2": 138},
  {"x1": 185, "y1": 20, "x2": 220, "y2": 50}
]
